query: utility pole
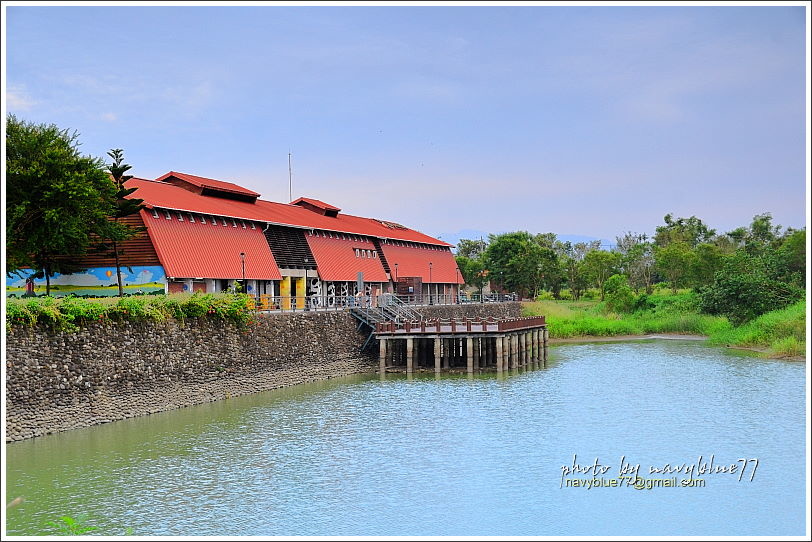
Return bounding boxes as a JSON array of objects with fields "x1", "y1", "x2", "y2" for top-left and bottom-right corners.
[{"x1": 288, "y1": 152, "x2": 293, "y2": 202}]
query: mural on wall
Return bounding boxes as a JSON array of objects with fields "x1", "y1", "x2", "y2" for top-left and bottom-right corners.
[{"x1": 6, "y1": 266, "x2": 166, "y2": 297}]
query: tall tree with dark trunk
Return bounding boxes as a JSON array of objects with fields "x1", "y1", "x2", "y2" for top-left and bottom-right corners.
[
  {"x1": 6, "y1": 115, "x2": 117, "y2": 295},
  {"x1": 101, "y1": 149, "x2": 145, "y2": 296}
]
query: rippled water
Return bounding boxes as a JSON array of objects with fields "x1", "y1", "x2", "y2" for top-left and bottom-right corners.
[{"x1": 5, "y1": 340, "x2": 806, "y2": 536}]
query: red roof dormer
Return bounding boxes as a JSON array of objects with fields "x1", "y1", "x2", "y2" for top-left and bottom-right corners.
[
  {"x1": 156, "y1": 171, "x2": 260, "y2": 203},
  {"x1": 291, "y1": 197, "x2": 341, "y2": 218}
]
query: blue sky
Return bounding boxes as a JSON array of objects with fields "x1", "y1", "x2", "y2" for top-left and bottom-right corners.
[{"x1": 4, "y1": 4, "x2": 808, "y2": 245}]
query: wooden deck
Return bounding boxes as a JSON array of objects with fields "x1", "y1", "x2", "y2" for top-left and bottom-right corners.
[{"x1": 375, "y1": 316, "x2": 548, "y2": 373}]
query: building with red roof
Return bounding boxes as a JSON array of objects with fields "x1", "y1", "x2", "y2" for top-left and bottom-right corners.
[{"x1": 8, "y1": 171, "x2": 463, "y2": 304}]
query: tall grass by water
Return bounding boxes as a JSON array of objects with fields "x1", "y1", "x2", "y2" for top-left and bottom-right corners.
[
  {"x1": 522, "y1": 294, "x2": 806, "y2": 359},
  {"x1": 706, "y1": 300, "x2": 806, "y2": 357}
]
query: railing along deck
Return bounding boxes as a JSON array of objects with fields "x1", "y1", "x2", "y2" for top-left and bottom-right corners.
[
  {"x1": 375, "y1": 316, "x2": 546, "y2": 334},
  {"x1": 251, "y1": 293, "x2": 518, "y2": 313}
]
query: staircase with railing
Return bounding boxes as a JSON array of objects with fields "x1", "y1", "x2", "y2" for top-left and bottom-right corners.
[{"x1": 350, "y1": 295, "x2": 423, "y2": 351}]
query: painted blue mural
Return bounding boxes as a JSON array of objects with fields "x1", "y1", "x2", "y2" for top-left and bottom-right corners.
[{"x1": 6, "y1": 266, "x2": 166, "y2": 297}]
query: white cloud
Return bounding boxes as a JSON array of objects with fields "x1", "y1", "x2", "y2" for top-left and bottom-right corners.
[
  {"x1": 134, "y1": 269, "x2": 154, "y2": 284},
  {"x1": 6, "y1": 86, "x2": 36, "y2": 111},
  {"x1": 101, "y1": 112, "x2": 117, "y2": 122}
]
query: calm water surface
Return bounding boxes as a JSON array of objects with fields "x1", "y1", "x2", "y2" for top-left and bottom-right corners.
[{"x1": 5, "y1": 340, "x2": 806, "y2": 536}]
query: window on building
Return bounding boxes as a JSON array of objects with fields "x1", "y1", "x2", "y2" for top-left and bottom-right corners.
[
  {"x1": 355, "y1": 249, "x2": 360, "y2": 258},
  {"x1": 200, "y1": 215, "x2": 207, "y2": 224},
  {"x1": 151, "y1": 208, "x2": 159, "y2": 219},
  {"x1": 221, "y1": 217, "x2": 228, "y2": 226},
  {"x1": 241, "y1": 220, "x2": 246, "y2": 229},
  {"x1": 250, "y1": 222, "x2": 256, "y2": 230},
  {"x1": 164, "y1": 210, "x2": 172, "y2": 220},
  {"x1": 177, "y1": 212, "x2": 184, "y2": 221},
  {"x1": 188, "y1": 213, "x2": 195, "y2": 223}
]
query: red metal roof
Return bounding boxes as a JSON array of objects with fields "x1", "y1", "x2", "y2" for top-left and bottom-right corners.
[
  {"x1": 156, "y1": 171, "x2": 261, "y2": 197},
  {"x1": 380, "y1": 242, "x2": 463, "y2": 284},
  {"x1": 291, "y1": 197, "x2": 341, "y2": 212},
  {"x1": 126, "y1": 178, "x2": 452, "y2": 247},
  {"x1": 305, "y1": 232, "x2": 388, "y2": 282},
  {"x1": 141, "y1": 209, "x2": 281, "y2": 280}
]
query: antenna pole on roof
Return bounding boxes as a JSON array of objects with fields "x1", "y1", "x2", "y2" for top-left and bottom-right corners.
[{"x1": 288, "y1": 152, "x2": 293, "y2": 202}]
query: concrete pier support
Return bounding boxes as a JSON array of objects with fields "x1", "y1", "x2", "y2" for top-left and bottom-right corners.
[
  {"x1": 434, "y1": 337, "x2": 441, "y2": 373},
  {"x1": 406, "y1": 338, "x2": 414, "y2": 373},
  {"x1": 532, "y1": 330, "x2": 539, "y2": 361},
  {"x1": 373, "y1": 318, "x2": 546, "y2": 374},
  {"x1": 379, "y1": 338, "x2": 388, "y2": 372},
  {"x1": 496, "y1": 336, "x2": 504, "y2": 372}
]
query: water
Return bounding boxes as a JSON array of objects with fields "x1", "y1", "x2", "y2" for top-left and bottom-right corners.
[{"x1": 5, "y1": 340, "x2": 806, "y2": 536}]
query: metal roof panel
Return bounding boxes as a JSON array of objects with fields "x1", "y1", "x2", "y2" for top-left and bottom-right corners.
[
  {"x1": 380, "y1": 243, "x2": 463, "y2": 284},
  {"x1": 305, "y1": 232, "x2": 388, "y2": 282},
  {"x1": 142, "y1": 209, "x2": 282, "y2": 280}
]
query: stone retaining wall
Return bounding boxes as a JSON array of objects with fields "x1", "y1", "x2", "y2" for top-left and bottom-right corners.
[
  {"x1": 419, "y1": 301, "x2": 521, "y2": 321},
  {"x1": 5, "y1": 303, "x2": 521, "y2": 441}
]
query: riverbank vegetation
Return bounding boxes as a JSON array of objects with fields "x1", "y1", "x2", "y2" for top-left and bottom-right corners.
[
  {"x1": 461, "y1": 212, "x2": 805, "y2": 359},
  {"x1": 6, "y1": 292, "x2": 256, "y2": 332},
  {"x1": 522, "y1": 294, "x2": 805, "y2": 358}
]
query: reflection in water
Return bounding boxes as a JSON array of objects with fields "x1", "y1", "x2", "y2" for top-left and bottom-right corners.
[{"x1": 5, "y1": 341, "x2": 805, "y2": 536}]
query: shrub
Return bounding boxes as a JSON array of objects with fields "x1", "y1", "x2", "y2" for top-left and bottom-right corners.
[
  {"x1": 536, "y1": 290, "x2": 555, "y2": 301},
  {"x1": 5, "y1": 293, "x2": 257, "y2": 330},
  {"x1": 633, "y1": 294, "x2": 655, "y2": 312},
  {"x1": 604, "y1": 275, "x2": 635, "y2": 313}
]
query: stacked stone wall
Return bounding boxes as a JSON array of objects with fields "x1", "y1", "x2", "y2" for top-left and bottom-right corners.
[{"x1": 5, "y1": 303, "x2": 521, "y2": 441}]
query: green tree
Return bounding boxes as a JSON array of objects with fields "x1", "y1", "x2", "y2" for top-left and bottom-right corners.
[
  {"x1": 615, "y1": 232, "x2": 654, "y2": 294},
  {"x1": 484, "y1": 231, "x2": 540, "y2": 298},
  {"x1": 555, "y1": 240, "x2": 598, "y2": 300},
  {"x1": 776, "y1": 228, "x2": 806, "y2": 288},
  {"x1": 582, "y1": 250, "x2": 619, "y2": 301},
  {"x1": 654, "y1": 214, "x2": 716, "y2": 248},
  {"x1": 96, "y1": 149, "x2": 145, "y2": 297},
  {"x1": 698, "y1": 250, "x2": 803, "y2": 324},
  {"x1": 690, "y1": 242, "x2": 724, "y2": 288},
  {"x1": 655, "y1": 241, "x2": 696, "y2": 294},
  {"x1": 455, "y1": 238, "x2": 488, "y2": 259},
  {"x1": 746, "y1": 212, "x2": 782, "y2": 251},
  {"x1": 455, "y1": 254, "x2": 489, "y2": 297},
  {"x1": 6, "y1": 115, "x2": 117, "y2": 295}
]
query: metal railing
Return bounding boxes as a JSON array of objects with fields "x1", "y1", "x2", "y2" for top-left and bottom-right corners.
[
  {"x1": 252, "y1": 293, "x2": 518, "y2": 313},
  {"x1": 375, "y1": 315, "x2": 545, "y2": 334}
]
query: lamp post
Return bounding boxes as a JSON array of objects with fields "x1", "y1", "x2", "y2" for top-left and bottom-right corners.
[
  {"x1": 428, "y1": 262, "x2": 433, "y2": 305},
  {"x1": 455, "y1": 267, "x2": 461, "y2": 304},
  {"x1": 303, "y1": 257, "x2": 309, "y2": 311},
  {"x1": 239, "y1": 252, "x2": 246, "y2": 293}
]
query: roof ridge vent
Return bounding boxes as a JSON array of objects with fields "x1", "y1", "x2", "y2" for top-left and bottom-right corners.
[{"x1": 291, "y1": 197, "x2": 341, "y2": 218}]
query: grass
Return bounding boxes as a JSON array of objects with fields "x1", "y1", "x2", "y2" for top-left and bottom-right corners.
[
  {"x1": 523, "y1": 294, "x2": 806, "y2": 359},
  {"x1": 706, "y1": 300, "x2": 806, "y2": 357}
]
